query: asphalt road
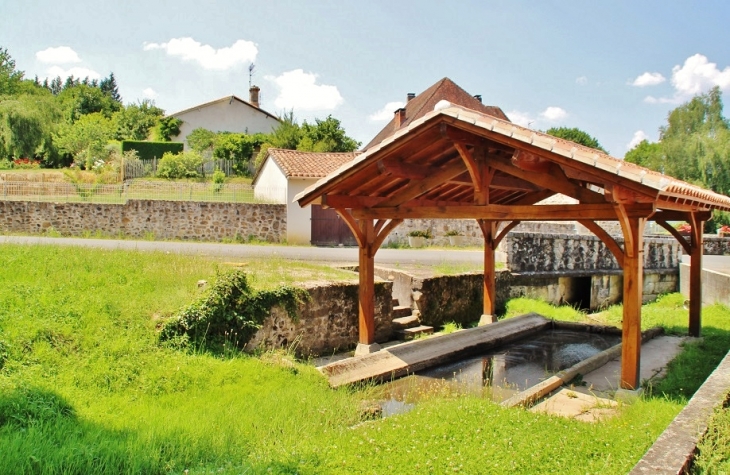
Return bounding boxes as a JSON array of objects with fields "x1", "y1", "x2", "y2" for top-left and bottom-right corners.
[{"x1": 0, "y1": 235, "x2": 485, "y2": 266}]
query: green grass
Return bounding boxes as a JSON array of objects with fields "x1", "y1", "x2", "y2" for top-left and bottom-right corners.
[{"x1": 0, "y1": 244, "x2": 727, "y2": 474}]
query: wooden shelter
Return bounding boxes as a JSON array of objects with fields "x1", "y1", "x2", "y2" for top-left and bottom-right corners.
[{"x1": 296, "y1": 105, "x2": 730, "y2": 390}]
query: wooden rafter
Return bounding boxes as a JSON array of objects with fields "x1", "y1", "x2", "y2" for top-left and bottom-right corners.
[
  {"x1": 375, "y1": 160, "x2": 467, "y2": 207},
  {"x1": 353, "y1": 203, "x2": 656, "y2": 221},
  {"x1": 656, "y1": 220, "x2": 691, "y2": 254},
  {"x1": 453, "y1": 141, "x2": 482, "y2": 193},
  {"x1": 334, "y1": 209, "x2": 363, "y2": 247},
  {"x1": 495, "y1": 220, "x2": 521, "y2": 247}
]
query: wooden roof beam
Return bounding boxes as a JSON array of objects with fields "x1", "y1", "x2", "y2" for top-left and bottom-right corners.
[
  {"x1": 352, "y1": 202, "x2": 656, "y2": 221},
  {"x1": 374, "y1": 160, "x2": 467, "y2": 208},
  {"x1": 487, "y1": 153, "x2": 606, "y2": 205}
]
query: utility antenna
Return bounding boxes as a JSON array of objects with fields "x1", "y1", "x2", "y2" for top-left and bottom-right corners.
[{"x1": 248, "y1": 63, "x2": 255, "y2": 88}]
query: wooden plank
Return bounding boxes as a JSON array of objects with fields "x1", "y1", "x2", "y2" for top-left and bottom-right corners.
[
  {"x1": 689, "y1": 213, "x2": 704, "y2": 337},
  {"x1": 620, "y1": 215, "x2": 645, "y2": 390},
  {"x1": 377, "y1": 158, "x2": 430, "y2": 180},
  {"x1": 352, "y1": 202, "x2": 656, "y2": 221}
]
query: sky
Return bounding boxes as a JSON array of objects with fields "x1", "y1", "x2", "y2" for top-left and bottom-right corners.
[{"x1": 3, "y1": 0, "x2": 730, "y2": 156}]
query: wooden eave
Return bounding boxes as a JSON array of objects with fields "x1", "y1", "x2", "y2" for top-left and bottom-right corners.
[{"x1": 296, "y1": 106, "x2": 730, "y2": 220}]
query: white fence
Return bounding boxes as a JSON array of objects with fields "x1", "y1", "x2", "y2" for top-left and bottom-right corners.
[{"x1": 0, "y1": 180, "x2": 283, "y2": 204}]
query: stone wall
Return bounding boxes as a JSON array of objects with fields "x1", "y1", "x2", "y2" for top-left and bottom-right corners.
[
  {"x1": 0, "y1": 200, "x2": 286, "y2": 242},
  {"x1": 246, "y1": 280, "x2": 393, "y2": 356},
  {"x1": 704, "y1": 236, "x2": 730, "y2": 255},
  {"x1": 505, "y1": 232, "x2": 680, "y2": 274}
]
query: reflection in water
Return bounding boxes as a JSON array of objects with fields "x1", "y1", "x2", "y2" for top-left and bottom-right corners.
[{"x1": 378, "y1": 329, "x2": 620, "y2": 408}]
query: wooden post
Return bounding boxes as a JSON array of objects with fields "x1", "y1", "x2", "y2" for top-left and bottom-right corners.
[
  {"x1": 356, "y1": 219, "x2": 377, "y2": 353},
  {"x1": 478, "y1": 220, "x2": 497, "y2": 325},
  {"x1": 620, "y1": 216, "x2": 645, "y2": 390},
  {"x1": 689, "y1": 216, "x2": 705, "y2": 337}
]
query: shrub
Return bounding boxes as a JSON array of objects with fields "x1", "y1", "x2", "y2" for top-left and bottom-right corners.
[
  {"x1": 408, "y1": 229, "x2": 432, "y2": 239},
  {"x1": 212, "y1": 168, "x2": 225, "y2": 193},
  {"x1": 158, "y1": 269, "x2": 308, "y2": 353},
  {"x1": 121, "y1": 140, "x2": 183, "y2": 161},
  {"x1": 156, "y1": 151, "x2": 203, "y2": 179},
  {"x1": 445, "y1": 229, "x2": 462, "y2": 236}
]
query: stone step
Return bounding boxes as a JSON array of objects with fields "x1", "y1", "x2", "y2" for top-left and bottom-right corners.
[
  {"x1": 391, "y1": 298, "x2": 400, "y2": 307},
  {"x1": 392, "y1": 305, "x2": 412, "y2": 319},
  {"x1": 396, "y1": 325, "x2": 434, "y2": 340},
  {"x1": 392, "y1": 314, "x2": 420, "y2": 331}
]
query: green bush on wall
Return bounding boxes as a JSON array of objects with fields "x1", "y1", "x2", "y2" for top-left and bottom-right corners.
[{"x1": 121, "y1": 140, "x2": 183, "y2": 161}]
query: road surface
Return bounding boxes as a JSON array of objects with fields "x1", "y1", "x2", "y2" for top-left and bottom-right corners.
[{"x1": 0, "y1": 235, "x2": 485, "y2": 266}]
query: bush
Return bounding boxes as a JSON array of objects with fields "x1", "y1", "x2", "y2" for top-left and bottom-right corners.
[
  {"x1": 121, "y1": 140, "x2": 183, "y2": 161},
  {"x1": 212, "y1": 168, "x2": 225, "y2": 193},
  {"x1": 408, "y1": 229, "x2": 432, "y2": 239},
  {"x1": 156, "y1": 151, "x2": 203, "y2": 179},
  {"x1": 158, "y1": 269, "x2": 307, "y2": 353}
]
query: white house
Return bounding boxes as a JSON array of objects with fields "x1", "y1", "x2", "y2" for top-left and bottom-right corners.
[
  {"x1": 169, "y1": 86, "x2": 280, "y2": 149},
  {"x1": 252, "y1": 148, "x2": 357, "y2": 244}
]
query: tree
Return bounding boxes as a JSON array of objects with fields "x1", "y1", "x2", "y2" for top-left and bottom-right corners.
[
  {"x1": 113, "y1": 100, "x2": 164, "y2": 141},
  {"x1": 99, "y1": 73, "x2": 122, "y2": 104},
  {"x1": 57, "y1": 84, "x2": 121, "y2": 123},
  {"x1": 0, "y1": 47, "x2": 24, "y2": 96},
  {"x1": 186, "y1": 128, "x2": 217, "y2": 153},
  {"x1": 0, "y1": 94, "x2": 60, "y2": 162},
  {"x1": 623, "y1": 139, "x2": 663, "y2": 170},
  {"x1": 298, "y1": 115, "x2": 360, "y2": 153},
  {"x1": 155, "y1": 116, "x2": 182, "y2": 141},
  {"x1": 545, "y1": 127, "x2": 608, "y2": 153},
  {"x1": 54, "y1": 112, "x2": 115, "y2": 168}
]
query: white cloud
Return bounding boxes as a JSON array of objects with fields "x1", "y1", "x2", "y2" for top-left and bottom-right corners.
[
  {"x1": 369, "y1": 101, "x2": 405, "y2": 121},
  {"x1": 506, "y1": 110, "x2": 533, "y2": 128},
  {"x1": 627, "y1": 130, "x2": 649, "y2": 150},
  {"x1": 643, "y1": 95, "x2": 678, "y2": 105},
  {"x1": 540, "y1": 106, "x2": 567, "y2": 122},
  {"x1": 576, "y1": 76, "x2": 588, "y2": 85},
  {"x1": 631, "y1": 72, "x2": 666, "y2": 87},
  {"x1": 143, "y1": 37, "x2": 257, "y2": 71},
  {"x1": 266, "y1": 69, "x2": 343, "y2": 111},
  {"x1": 142, "y1": 88, "x2": 158, "y2": 100},
  {"x1": 45, "y1": 65, "x2": 101, "y2": 80},
  {"x1": 36, "y1": 46, "x2": 81, "y2": 64},
  {"x1": 671, "y1": 53, "x2": 730, "y2": 96}
]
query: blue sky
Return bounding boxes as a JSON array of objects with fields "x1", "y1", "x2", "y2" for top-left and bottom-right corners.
[{"x1": 3, "y1": 0, "x2": 730, "y2": 156}]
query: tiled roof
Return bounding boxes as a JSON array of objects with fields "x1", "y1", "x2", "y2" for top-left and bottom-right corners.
[
  {"x1": 297, "y1": 105, "x2": 730, "y2": 213},
  {"x1": 265, "y1": 148, "x2": 358, "y2": 179},
  {"x1": 362, "y1": 77, "x2": 509, "y2": 151}
]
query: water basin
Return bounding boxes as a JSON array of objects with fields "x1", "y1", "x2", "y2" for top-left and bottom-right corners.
[{"x1": 377, "y1": 329, "x2": 620, "y2": 406}]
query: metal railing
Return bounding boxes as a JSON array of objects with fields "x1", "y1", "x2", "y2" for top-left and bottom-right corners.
[
  {"x1": 0, "y1": 180, "x2": 285, "y2": 204},
  {"x1": 123, "y1": 159, "x2": 236, "y2": 180}
]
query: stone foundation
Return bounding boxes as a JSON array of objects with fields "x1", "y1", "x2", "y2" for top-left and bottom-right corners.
[
  {"x1": 0, "y1": 200, "x2": 286, "y2": 242},
  {"x1": 246, "y1": 280, "x2": 393, "y2": 356}
]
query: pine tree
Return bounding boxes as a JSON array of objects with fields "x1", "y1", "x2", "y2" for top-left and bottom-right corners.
[{"x1": 99, "y1": 72, "x2": 122, "y2": 104}]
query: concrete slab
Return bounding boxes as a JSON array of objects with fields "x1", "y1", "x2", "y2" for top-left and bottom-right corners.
[
  {"x1": 530, "y1": 388, "x2": 618, "y2": 422},
  {"x1": 578, "y1": 335, "x2": 692, "y2": 395}
]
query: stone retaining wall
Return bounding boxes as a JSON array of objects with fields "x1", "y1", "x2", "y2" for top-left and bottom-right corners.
[
  {"x1": 246, "y1": 280, "x2": 393, "y2": 356},
  {"x1": 505, "y1": 232, "x2": 681, "y2": 274},
  {"x1": 0, "y1": 200, "x2": 286, "y2": 242}
]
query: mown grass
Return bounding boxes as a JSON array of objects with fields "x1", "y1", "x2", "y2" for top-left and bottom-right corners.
[{"x1": 0, "y1": 244, "x2": 726, "y2": 474}]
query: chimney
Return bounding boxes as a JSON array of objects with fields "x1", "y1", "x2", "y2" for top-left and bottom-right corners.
[
  {"x1": 407, "y1": 92, "x2": 415, "y2": 102},
  {"x1": 394, "y1": 107, "x2": 406, "y2": 129},
  {"x1": 249, "y1": 85, "x2": 260, "y2": 108},
  {"x1": 474, "y1": 94, "x2": 482, "y2": 103}
]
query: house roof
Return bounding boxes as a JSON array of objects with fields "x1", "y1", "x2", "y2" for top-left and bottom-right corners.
[
  {"x1": 253, "y1": 148, "x2": 358, "y2": 183},
  {"x1": 297, "y1": 105, "x2": 730, "y2": 215},
  {"x1": 362, "y1": 77, "x2": 509, "y2": 151},
  {"x1": 167, "y1": 95, "x2": 280, "y2": 122}
]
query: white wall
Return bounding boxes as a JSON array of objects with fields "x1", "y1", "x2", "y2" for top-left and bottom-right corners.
[
  {"x1": 287, "y1": 179, "x2": 317, "y2": 245},
  {"x1": 171, "y1": 99, "x2": 279, "y2": 149},
  {"x1": 253, "y1": 159, "x2": 287, "y2": 204}
]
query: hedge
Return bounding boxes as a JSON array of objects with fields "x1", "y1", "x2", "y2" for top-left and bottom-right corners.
[{"x1": 121, "y1": 141, "x2": 183, "y2": 161}]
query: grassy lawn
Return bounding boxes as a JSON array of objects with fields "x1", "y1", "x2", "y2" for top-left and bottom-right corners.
[{"x1": 0, "y1": 244, "x2": 728, "y2": 474}]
